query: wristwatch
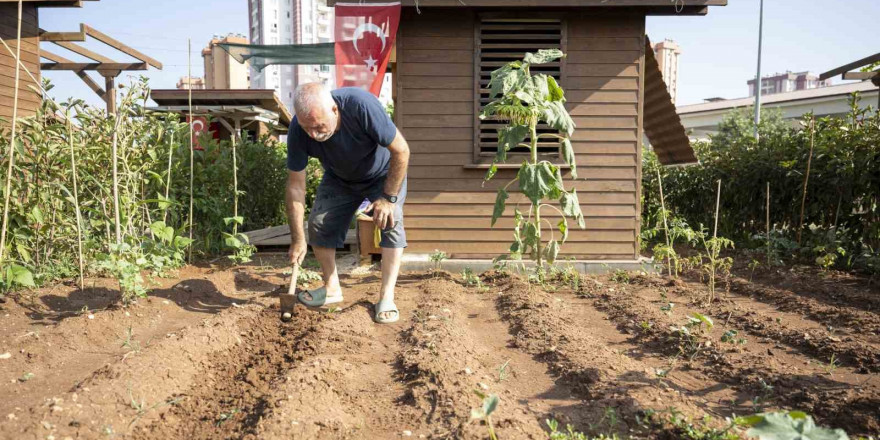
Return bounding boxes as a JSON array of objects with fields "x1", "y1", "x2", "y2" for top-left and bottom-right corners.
[{"x1": 382, "y1": 192, "x2": 398, "y2": 203}]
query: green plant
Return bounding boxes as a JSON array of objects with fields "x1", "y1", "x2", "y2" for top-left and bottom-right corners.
[
  {"x1": 143, "y1": 220, "x2": 192, "y2": 276},
  {"x1": 461, "y1": 267, "x2": 481, "y2": 288},
  {"x1": 297, "y1": 268, "x2": 322, "y2": 285},
  {"x1": 737, "y1": 411, "x2": 849, "y2": 440},
  {"x1": 481, "y1": 49, "x2": 583, "y2": 268},
  {"x1": 547, "y1": 419, "x2": 620, "y2": 440},
  {"x1": 471, "y1": 390, "x2": 499, "y2": 440},
  {"x1": 691, "y1": 227, "x2": 735, "y2": 303},
  {"x1": 429, "y1": 249, "x2": 448, "y2": 271},
  {"x1": 610, "y1": 269, "x2": 630, "y2": 284},
  {"x1": 824, "y1": 353, "x2": 840, "y2": 375},
  {"x1": 748, "y1": 259, "x2": 761, "y2": 281},
  {"x1": 215, "y1": 408, "x2": 240, "y2": 427},
  {"x1": 497, "y1": 359, "x2": 512, "y2": 382},
  {"x1": 96, "y1": 242, "x2": 148, "y2": 304},
  {"x1": 669, "y1": 313, "x2": 714, "y2": 360},
  {"x1": 222, "y1": 216, "x2": 256, "y2": 264},
  {"x1": 720, "y1": 329, "x2": 746, "y2": 346},
  {"x1": 640, "y1": 408, "x2": 740, "y2": 440}
]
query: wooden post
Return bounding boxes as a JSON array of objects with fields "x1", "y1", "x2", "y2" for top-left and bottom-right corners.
[
  {"x1": 103, "y1": 74, "x2": 117, "y2": 114},
  {"x1": 713, "y1": 179, "x2": 721, "y2": 238},
  {"x1": 68, "y1": 112, "x2": 85, "y2": 289},
  {"x1": 656, "y1": 167, "x2": 672, "y2": 276},
  {"x1": 187, "y1": 38, "x2": 194, "y2": 262},
  {"x1": 797, "y1": 116, "x2": 815, "y2": 244},
  {"x1": 232, "y1": 118, "x2": 240, "y2": 234},
  {"x1": 0, "y1": 0, "x2": 23, "y2": 268},
  {"x1": 162, "y1": 130, "x2": 175, "y2": 223}
]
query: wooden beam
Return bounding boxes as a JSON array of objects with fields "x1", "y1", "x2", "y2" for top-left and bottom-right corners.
[
  {"x1": 84, "y1": 25, "x2": 163, "y2": 69},
  {"x1": 40, "y1": 62, "x2": 147, "y2": 71},
  {"x1": 75, "y1": 70, "x2": 106, "y2": 99},
  {"x1": 104, "y1": 74, "x2": 116, "y2": 114},
  {"x1": 40, "y1": 49, "x2": 74, "y2": 64},
  {"x1": 53, "y1": 40, "x2": 116, "y2": 63},
  {"x1": 842, "y1": 70, "x2": 879, "y2": 81},
  {"x1": 820, "y1": 52, "x2": 880, "y2": 80},
  {"x1": 38, "y1": 24, "x2": 86, "y2": 42}
]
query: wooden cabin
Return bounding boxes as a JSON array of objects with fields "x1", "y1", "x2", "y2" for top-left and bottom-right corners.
[{"x1": 329, "y1": 0, "x2": 724, "y2": 261}]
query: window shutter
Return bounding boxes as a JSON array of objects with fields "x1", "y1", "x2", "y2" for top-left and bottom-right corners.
[{"x1": 476, "y1": 18, "x2": 564, "y2": 159}]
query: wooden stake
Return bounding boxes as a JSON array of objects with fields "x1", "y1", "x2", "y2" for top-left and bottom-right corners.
[
  {"x1": 0, "y1": 0, "x2": 24, "y2": 267},
  {"x1": 232, "y1": 118, "x2": 240, "y2": 234},
  {"x1": 187, "y1": 38, "x2": 194, "y2": 263},
  {"x1": 656, "y1": 167, "x2": 672, "y2": 276},
  {"x1": 797, "y1": 116, "x2": 815, "y2": 244},
  {"x1": 110, "y1": 102, "x2": 122, "y2": 245},
  {"x1": 162, "y1": 130, "x2": 175, "y2": 223},
  {"x1": 713, "y1": 179, "x2": 721, "y2": 238},
  {"x1": 68, "y1": 111, "x2": 85, "y2": 290},
  {"x1": 766, "y1": 181, "x2": 770, "y2": 268}
]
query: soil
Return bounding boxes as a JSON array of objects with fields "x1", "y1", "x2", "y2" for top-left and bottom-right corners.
[{"x1": 0, "y1": 256, "x2": 877, "y2": 439}]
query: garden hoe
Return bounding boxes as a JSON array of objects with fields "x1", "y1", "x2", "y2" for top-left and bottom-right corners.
[{"x1": 280, "y1": 263, "x2": 299, "y2": 322}]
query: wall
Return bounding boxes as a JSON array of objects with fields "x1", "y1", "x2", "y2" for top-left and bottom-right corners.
[
  {"x1": 0, "y1": 3, "x2": 41, "y2": 122},
  {"x1": 397, "y1": 8, "x2": 644, "y2": 260}
]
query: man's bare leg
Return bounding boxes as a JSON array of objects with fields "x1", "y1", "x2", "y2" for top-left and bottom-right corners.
[
  {"x1": 302, "y1": 245, "x2": 343, "y2": 301},
  {"x1": 377, "y1": 247, "x2": 404, "y2": 320}
]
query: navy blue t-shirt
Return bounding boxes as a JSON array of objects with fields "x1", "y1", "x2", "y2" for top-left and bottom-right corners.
[{"x1": 287, "y1": 88, "x2": 397, "y2": 185}]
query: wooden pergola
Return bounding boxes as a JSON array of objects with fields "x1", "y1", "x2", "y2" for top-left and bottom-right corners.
[
  {"x1": 820, "y1": 52, "x2": 880, "y2": 108},
  {"x1": 39, "y1": 23, "x2": 162, "y2": 113}
]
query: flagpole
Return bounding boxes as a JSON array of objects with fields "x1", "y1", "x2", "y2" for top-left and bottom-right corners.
[{"x1": 753, "y1": 0, "x2": 765, "y2": 140}]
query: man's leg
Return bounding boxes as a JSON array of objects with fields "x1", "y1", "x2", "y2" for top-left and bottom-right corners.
[
  {"x1": 303, "y1": 245, "x2": 342, "y2": 301},
  {"x1": 378, "y1": 247, "x2": 404, "y2": 320}
]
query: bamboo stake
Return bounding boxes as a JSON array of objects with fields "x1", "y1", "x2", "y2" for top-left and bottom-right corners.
[
  {"x1": 68, "y1": 110, "x2": 85, "y2": 290},
  {"x1": 232, "y1": 119, "x2": 240, "y2": 235},
  {"x1": 0, "y1": 0, "x2": 24, "y2": 268},
  {"x1": 162, "y1": 129, "x2": 175, "y2": 223},
  {"x1": 110, "y1": 84, "x2": 122, "y2": 245},
  {"x1": 797, "y1": 116, "x2": 815, "y2": 244},
  {"x1": 766, "y1": 181, "x2": 770, "y2": 268},
  {"x1": 187, "y1": 38, "x2": 194, "y2": 263},
  {"x1": 713, "y1": 179, "x2": 721, "y2": 238},
  {"x1": 656, "y1": 167, "x2": 672, "y2": 276}
]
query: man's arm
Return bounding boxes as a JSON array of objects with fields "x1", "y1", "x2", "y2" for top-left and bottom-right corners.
[
  {"x1": 383, "y1": 128, "x2": 410, "y2": 196},
  {"x1": 285, "y1": 169, "x2": 308, "y2": 265}
]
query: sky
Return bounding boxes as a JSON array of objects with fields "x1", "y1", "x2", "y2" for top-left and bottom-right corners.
[{"x1": 37, "y1": 0, "x2": 880, "y2": 108}]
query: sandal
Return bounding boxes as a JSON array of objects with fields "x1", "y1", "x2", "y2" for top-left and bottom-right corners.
[
  {"x1": 297, "y1": 286, "x2": 344, "y2": 307},
  {"x1": 374, "y1": 298, "x2": 400, "y2": 324}
]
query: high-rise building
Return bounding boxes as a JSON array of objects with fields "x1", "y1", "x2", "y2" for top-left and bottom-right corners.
[
  {"x1": 203, "y1": 34, "x2": 251, "y2": 89},
  {"x1": 748, "y1": 71, "x2": 832, "y2": 97},
  {"x1": 176, "y1": 76, "x2": 205, "y2": 90},
  {"x1": 652, "y1": 39, "x2": 681, "y2": 104},
  {"x1": 247, "y1": 0, "x2": 334, "y2": 113}
]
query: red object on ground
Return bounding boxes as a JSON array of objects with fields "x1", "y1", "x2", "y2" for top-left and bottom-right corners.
[{"x1": 334, "y1": 2, "x2": 400, "y2": 96}]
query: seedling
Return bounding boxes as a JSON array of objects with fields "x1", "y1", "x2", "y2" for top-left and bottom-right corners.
[
  {"x1": 693, "y1": 227, "x2": 735, "y2": 303},
  {"x1": 461, "y1": 267, "x2": 484, "y2": 290},
  {"x1": 721, "y1": 329, "x2": 747, "y2": 346},
  {"x1": 297, "y1": 268, "x2": 322, "y2": 285},
  {"x1": 471, "y1": 390, "x2": 499, "y2": 440},
  {"x1": 429, "y1": 249, "x2": 448, "y2": 272},
  {"x1": 547, "y1": 418, "x2": 621, "y2": 440},
  {"x1": 481, "y1": 49, "x2": 583, "y2": 268},
  {"x1": 748, "y1": 259, "x2": 761, "y2": 281},
  {"x1": 824, "y1": 354, "x2": 840, "y2": 375},
  {"x1": 738, "y1": 411, "x2": 848, "y2": 440},
  {"x1": 223, "y1": 217, "x2": 256, "y2": 264},
  {"x1": 660, "y1": 302, "x2": 675, "y2": 315},
  {"x1": 497, "y1": 359, "x2": 512, "y2": 382},
  {"x1": 669, "y1": 313, "x2": 714, "y2": 360},
  {"x1": 19, "y1": 372, "x2": 34, "y2": 382},
  {"x1": 639, "y1": 321, "x2": 653, "y2": 334},
  {"x1": 216, "y1": 408, "x2": 240, "y2": 427},
  {"x1": 610, "y1": 269, "x2": 630, "y2": 284}
]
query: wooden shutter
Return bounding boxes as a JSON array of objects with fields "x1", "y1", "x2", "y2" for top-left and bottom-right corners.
[{"x1": 475, "y1": 17, "x2": 565, "y2": 161}]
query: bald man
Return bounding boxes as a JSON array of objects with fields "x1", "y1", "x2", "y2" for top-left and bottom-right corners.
[{"x1": 284, "y1": 83, "x2": 410, "y2": 324}]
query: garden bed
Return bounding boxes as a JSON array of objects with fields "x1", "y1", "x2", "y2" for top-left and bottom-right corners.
[{"x1": 0, "y1": 257, "x2": 877, "y2": 439}]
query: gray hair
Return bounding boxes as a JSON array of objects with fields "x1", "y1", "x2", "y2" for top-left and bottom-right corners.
[{"x1": 294, "y1": 82, "x2": 335, "y2": 116}]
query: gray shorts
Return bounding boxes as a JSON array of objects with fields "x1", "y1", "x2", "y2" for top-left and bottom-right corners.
[{"x1": 308, "y1": 174, "x2": 407, "y2": 249}]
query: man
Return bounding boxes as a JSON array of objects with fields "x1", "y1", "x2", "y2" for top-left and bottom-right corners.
[{"x1": 284, "y1": 82, "x2": 409, "y2": 324}]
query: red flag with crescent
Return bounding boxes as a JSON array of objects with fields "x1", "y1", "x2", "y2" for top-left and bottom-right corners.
[{"x1": 334, "y1": 2, "x2": 400, "y2": 96}]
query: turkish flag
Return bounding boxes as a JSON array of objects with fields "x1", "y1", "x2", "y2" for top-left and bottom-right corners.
[
  {"x1": 187, "y1": 115, "x2": 208, "y2": 151},
  {"x1": 334, "y1": 2, "x2": 400, "y2": 96}
]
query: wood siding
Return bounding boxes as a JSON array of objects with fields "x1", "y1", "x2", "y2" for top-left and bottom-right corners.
[
  {"x1": 0, "y1": 3, "x2": 41, "y2": 122},
  {"x1": 398, "y1": 9, "x2": 644, "y2": 260}
]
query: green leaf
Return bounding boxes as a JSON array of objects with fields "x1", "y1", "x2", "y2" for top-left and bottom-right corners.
[
  {"x1": 561, "y1": 137, "x2": 577, "y2": 178},
  {"x1": 150, "y1": 221, "x2": 175, "y2": 243},
  {"x1": 560, "y1": 190, "x2": 586, "y2": 229},
  {"x1": 223, "y1": 216, "x2": 245, "y2": 227},
  {"x1": 484, "y1": 163, "x2": 498, "y2": 182},
  {"x1": 470, "y1": 408, "x2": 485, "y2": 420},
  {"x1": 29, "y1": 206, "x2": 44, "y2": 225},
  {"x1": 15, "y1": 243, "x2": 32, "y2": 263},
  {"x1": 545, "y1": 240, "x2": 560, "y2": 264},
  {"x1": 523, "y1": 49, "x2": 564, "y2": 65},
  {"x1": 745, "y1": 412, "x2": 849, "y2": 440},
  {"x1": 496, "y1": 125, "x2": 530, "y2": 163},
  {"x1": 156, "y1": 193, "x2": 172, "y2": 210},
  {"x1": 510, "y1": 209, "x2": 524, "y2": 254},
  {"x1": 690, "y1": 312, "x2": 714, "y2": 330},
  {"x1": 547, "y1": 75, "x2": 565, "y2": 102},
  {"x1": 224, "y1": 234, "x2": 241, "y2": 249},
  {"x1": 482, "y1": 394, "x2": 499, "y2": 416},
  {"x1": 519, "y1": 162, "x2": 563, "y2": 205},
  {"x1": 558, "y1": 219, "x2": 569, "y2": 243},
  {"x1": 491, "y1": 189, "x2": 508, "y2": 227},
  {"x1": 542, "y1": 101, "x2": 576, "y2": 136},
  {"x1": 173, "y1": 236, "x2": 194, "y2": 249},
  {"x1": 7, "y1": 265, "x2": 36, "y2": 288}
]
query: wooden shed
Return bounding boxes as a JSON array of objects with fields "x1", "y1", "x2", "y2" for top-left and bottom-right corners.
[{"x1": 329, "y1": 0, "x2": 723, "y2": 261}]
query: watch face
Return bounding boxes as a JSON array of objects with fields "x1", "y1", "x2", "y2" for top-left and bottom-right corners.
[{"x1": 388, "y1": 195, "x2": 398, "y2": 203}]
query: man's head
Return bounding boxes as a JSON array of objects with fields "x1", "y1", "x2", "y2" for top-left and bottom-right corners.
[{"x1": 294, "y1": 82, "x2": 339, "y2": 142}]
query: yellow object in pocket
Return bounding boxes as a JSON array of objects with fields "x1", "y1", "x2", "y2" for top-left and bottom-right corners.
[{"x1": 373, "y1": 223, "x2": 381, "y2": 249}]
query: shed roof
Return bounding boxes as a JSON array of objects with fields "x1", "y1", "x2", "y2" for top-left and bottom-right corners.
[
  {"x1": 643, "y1": 38, "x2": 697, "y2": 166},
  {"x1": 150, "y1": 89, "x2": 293, "y2": 128}
]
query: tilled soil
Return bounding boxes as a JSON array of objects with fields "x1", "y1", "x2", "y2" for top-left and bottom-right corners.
[{"x1": 1, "y1": 258, "x2": 877, "y2": 439}]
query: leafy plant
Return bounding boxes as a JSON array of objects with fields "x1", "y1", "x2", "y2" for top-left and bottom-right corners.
[
  {"x1": 738, "y1": 411, "x2": 849, "y2": 440},
  {"x1": 461, "y1": 267, "x2": 481, "y2": 288},
  {"x1": 0, "y1": 263, "x2": 36, "y2": 296},
  {"x1": 222, "y1": 216, "x2": 256, "y2": 264},
  {"x1": 640, "y1": 408, "x2": 740, "y2": 440},
  {"x1": 142, "y1": 220, "x2": 192, "y2": 276},
  {"x1": 547, "y1": 419, "x2": 620, "y2": 440},
  {"x1": 471, "y1": 390, "x2": 500, "y2": 440},
  {"x1": 669, "y1": 313, "x2": 714, "y2": 360},
  {"x1": 481, "y1": 49, "x2": 582, "y2": 268},
  {"x1": 721, "y1": 329, "x2": 746, "y2": 346},
  {"x1": 610, "y1": 269, "x2": 630, "y2": 284},
  {"x1": 690, "y1": 227, "x2": 735, "y2": 303},
  {"x1": 497, "y1": 359, "x2": 512, "y2": 382},
  {"x1": 429, "y1": 249, "x2": 448, "y2": 271},
  {"x1": 824, "y1": 353, "x2": 840, "y2": 375},
  {"x1": 96, "y1": 242, "x2": 148, "y2": 304}
]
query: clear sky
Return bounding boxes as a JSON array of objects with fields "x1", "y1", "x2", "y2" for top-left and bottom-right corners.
[{"x1": 38, "y1": 0, "x2": 880, "y2": 108}]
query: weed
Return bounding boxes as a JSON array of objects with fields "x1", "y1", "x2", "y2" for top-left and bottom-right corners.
[
  {"x1": 610, "y1": 269, "x2": 630, "y2": 284},
  {"x1": 547, "y1": 419, "x2": 620, "y2": 440},
  {"x1": 19, "y1": 372, "x2": 34, "y2": 382},
  {"x1": 720, "y1": 329, "x2": 747, "y2": 345},
  {"x1": 639, "y1": 321, "x2": 653, "y2": 334},
  {"x1": 471, "y1": 390, "x2": 499, "y2": 440},
  {"x1": 216, "y1": 408, "x2": 240, "y2": 427},
  {"x1": 120, "y1": 326, "x2": 141, "y2": 358},
  {"x1": 824, "y1": 353, "x2": 840, "y2": 375},
  {"x1": 326, "y1": 306, "x2": 341, "y2": 315},
  {"x1": 497, "y1": 359, "x2": 512, "y2": 382},
  {"x1": 660, "y1": 302, "x2": 675, "y2": 315},
  {"x1": 751, "y1": 378, "x2": 775, "y2": 412},
  {"x1": 430, "y1": 249, "x2": 448, "y2": 272},
  {"x1": 748, "y1": 259, "x2": 761, "y2": 281},
  {"x1": 297, "y1": 268, "x2": 322, "y2": 285},
  {"x1": 461, "y1": 267, "x2": 484, "y2": 290}
]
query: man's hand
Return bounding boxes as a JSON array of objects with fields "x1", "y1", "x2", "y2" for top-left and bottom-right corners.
[
  {"x1": 367, "y1": 198, "x2": 395, "y2": 230},
  {"x1": 288, "y1": 239, "x2": 307, "y2": 266}
]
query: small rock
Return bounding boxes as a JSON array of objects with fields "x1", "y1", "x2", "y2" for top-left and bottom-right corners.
[
  {"x1": 463, "y1": 367, "x2": 472, "y2": 375},
  {"x1": 51, "y1": 405, "x2": 63, "y2": 413},
  {"x1": 6, "y1": 413, "x2": 15, "y2": 420},
  {"x1": 478, "y1": 382, "x2": 489, "y2": 390},
  {"x1": 402, "y1": 430, "x2": 413, "y2": 437},
  {"x1": 0, "y1": 352, "x2": 10, "y2": 360},
  {"x1": 125, "y1": 312, "x2": 130, "y2": 317},
  {"x1": 162, "y1": 300, "x2": 170, "y2": 305},
  {"x1": 87, "y1": 314, "x2": 94, "y2": 320}
]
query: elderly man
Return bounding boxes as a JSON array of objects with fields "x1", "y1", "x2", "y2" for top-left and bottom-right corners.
[{"x1": 284, "y1": 82, "x2": 409, "y2": 324}]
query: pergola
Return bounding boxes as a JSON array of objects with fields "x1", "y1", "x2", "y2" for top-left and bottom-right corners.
[
  {"x1": 39, "y1": 23, "x2": 162, "y2": 113},
  {"x1": 820, "y1": 52, "x2": 880, "y2": 108}
]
